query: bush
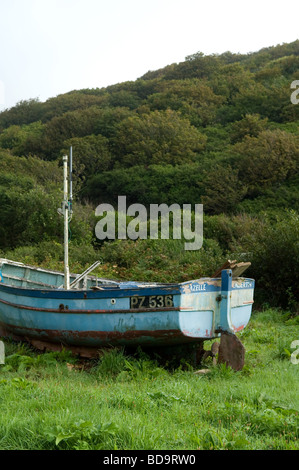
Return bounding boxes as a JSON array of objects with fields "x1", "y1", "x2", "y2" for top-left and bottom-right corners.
[
  {"x1": 2, "y1": 241, "x2": 101, "y2": 274},
  {"x1": 239, "y1": 210, "x2": 299, "y2": 309},
  {"x1": 98, "y1": 237, "x2": 224, "y2": 282}
]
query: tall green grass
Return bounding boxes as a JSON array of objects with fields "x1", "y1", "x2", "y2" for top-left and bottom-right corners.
[{"x1": 0, "y1": 308, "x2": 298, "y2": 450}]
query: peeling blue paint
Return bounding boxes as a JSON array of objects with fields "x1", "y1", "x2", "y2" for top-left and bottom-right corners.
[{"x1": 0, "y1": 259, "x2": 255, "y2": 350}]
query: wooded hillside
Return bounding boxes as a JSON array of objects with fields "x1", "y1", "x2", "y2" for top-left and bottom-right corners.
[{"x1": 0, "y1": 40, "x2": 298, "y2": 309}]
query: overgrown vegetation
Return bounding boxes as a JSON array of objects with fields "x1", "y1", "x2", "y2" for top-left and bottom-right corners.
[{"x1": 0, "y1": 309, "x2": 298, "y2": 450}]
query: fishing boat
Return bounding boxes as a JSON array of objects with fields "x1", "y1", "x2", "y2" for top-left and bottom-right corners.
[{"x1": 0, "y1": 150, "x2": 255, "y2": 367}]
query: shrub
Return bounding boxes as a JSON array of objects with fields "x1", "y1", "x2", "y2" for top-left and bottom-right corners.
[{"x1": 238, "y1": 210, "x2": 299, "y2": 309}]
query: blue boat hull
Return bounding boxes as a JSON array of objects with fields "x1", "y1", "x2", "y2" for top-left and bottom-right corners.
[{"x1": 0, "y1": 260, "x2": 254, "y2": 356}]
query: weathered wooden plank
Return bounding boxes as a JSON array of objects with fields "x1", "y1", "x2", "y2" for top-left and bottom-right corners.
[
  {"x1": 212, "y1": 260, "x2": 251, "y2": 278},
  {"x1": 231, "y1": 262, "x2": 251, "y2": 277},
  {"x1": 212, "y1": 260, "x2": 237, "y2": 278}
]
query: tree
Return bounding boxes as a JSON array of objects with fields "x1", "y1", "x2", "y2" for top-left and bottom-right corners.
[
  {"x1": 146, "y1": 79, "x2": 224, "y2": 126},
  {"x1": 62, "y1": 134, "x2": 112, "y2": 193},
  {"x1": 201, "y1": 165, "x2": 247, "y2": 214},
  {"x1": 0, "y1": 98, "x2": 43, "y2": 130},
  {"x1": 41, "y1": 106, "x2": 104, "y2": 159},
  {"x1": 108, "y1": 90, "x2": 141, "y2": 109},
  {"x1": 81, "y1": 163, "x2": 205, "y2": 207},
  {"x1": 0, "y1": 121, "x2": 45, "y2": 156},
  {"x1": 230, "y1": 114, "x2": 269, "y2": 143},
  {"x1": 113, "y1": 109, "x2": 207, "y2": 167},
  {"x1": 242, "y1": 210, "x2": 299, "y2": 308},
  {"x1": 233, "y1": 129, "x2": 299, "y2": 194},
  {"x1": 41, "y1": 91, "x2": 108, "y2": 122},
  {"x1": 232, "y1": 81, "x2": 293, "y2": 123}
]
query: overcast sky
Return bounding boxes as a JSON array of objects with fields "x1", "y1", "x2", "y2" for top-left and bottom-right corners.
[{"x1": 0, "y1": 0, "x2": 298, "y2": 111}]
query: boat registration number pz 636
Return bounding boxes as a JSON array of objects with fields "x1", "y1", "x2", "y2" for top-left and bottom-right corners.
[{"x1": 130, "y1": 294, "x2": 174, "y2": 309}]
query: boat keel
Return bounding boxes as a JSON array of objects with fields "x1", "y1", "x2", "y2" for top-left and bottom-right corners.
[{"x1": 218, "y1": 330, "x2": 245, "y2": 371}]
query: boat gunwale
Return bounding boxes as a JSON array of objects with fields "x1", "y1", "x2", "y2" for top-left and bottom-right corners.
[
  {"x1": 0, "y1": 277, "x2": 255, "y2": 299},
  {"x1": 0, "y1": 281, "x2": 182, "y2": 298}
]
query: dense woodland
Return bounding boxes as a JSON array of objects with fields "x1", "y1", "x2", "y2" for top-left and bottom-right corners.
[{"x1": 0, "y1": 40, "x2": 298, "y2": 309}]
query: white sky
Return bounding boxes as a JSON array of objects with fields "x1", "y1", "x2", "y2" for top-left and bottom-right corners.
[{"x1": 0, "y1": 0, "x2": 298, "y2": 110}]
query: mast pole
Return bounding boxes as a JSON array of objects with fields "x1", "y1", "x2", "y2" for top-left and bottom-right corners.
[
  {"x1": 69, "y1": 146, "x2": 73, "y2": 220},
  {"x1": 63, "y1": 155, "x2": 70, "y2": 290}
]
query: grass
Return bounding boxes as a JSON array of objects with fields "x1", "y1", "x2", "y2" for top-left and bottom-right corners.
[{"x1": 0, "y1": 308, "x2": 298, "y2": 450}]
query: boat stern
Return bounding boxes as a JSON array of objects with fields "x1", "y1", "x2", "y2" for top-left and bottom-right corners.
[{"x1": 178, "y1": 269, "x2": 254, "y2": 340}]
